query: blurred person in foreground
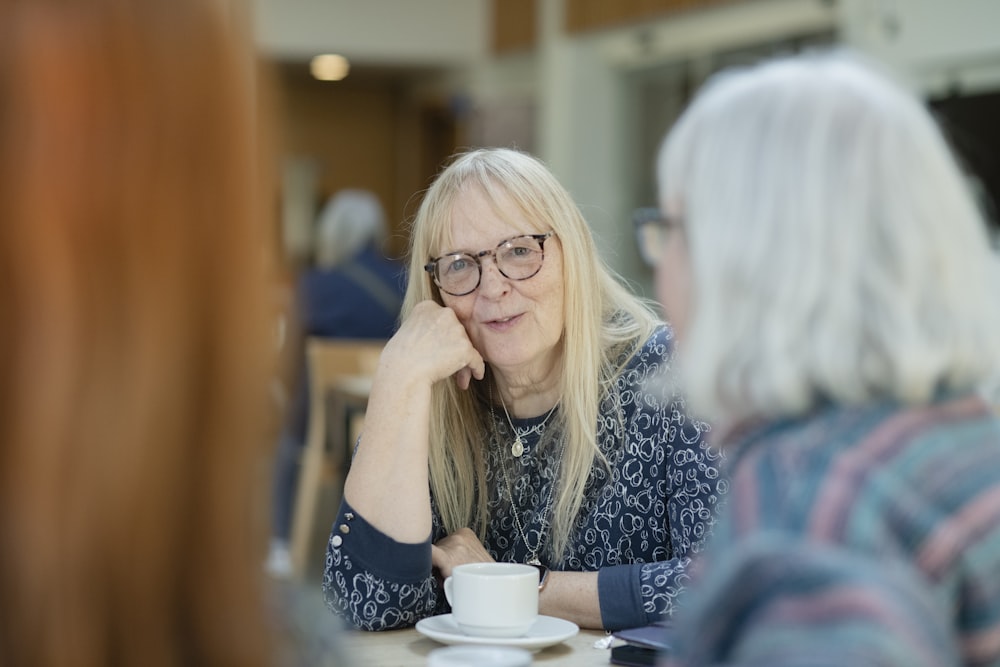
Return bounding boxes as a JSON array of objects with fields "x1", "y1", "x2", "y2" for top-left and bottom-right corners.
[
  {"x1": 268, "y1": 188, "x2": 405, "y2": 576},
  {"x1": 323, "y1": 147, "x2": 726, "y2": 632},
  {"x1": 636, "y1": 51, "x2": 1000, "y2": 666},
  {"x1": 0, "y1": 0, "x2": 339, "y2": 664}
]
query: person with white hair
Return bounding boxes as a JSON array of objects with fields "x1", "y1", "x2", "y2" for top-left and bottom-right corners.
[
  {"x1": 637, "y1": 51, "x2": 1000, "y2": 665},
  {"x1": 305, "y1": 188, "x2": 404, "y2": 332},
  {"x1": 268, "y1": 188, "x2": 405, "y2": 577}
]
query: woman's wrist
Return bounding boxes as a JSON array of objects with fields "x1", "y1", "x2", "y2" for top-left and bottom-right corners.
[{"x1": 531, "y1": 563, "x2": 550, "y2": 591}]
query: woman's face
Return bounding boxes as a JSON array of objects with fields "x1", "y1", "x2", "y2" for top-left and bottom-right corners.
[
  {"x1": 654, "y1": 203, "x2": 692, "y2": 344},
  {"x1": 437, "y1": 186, "x2": 565, "y2": 379}
]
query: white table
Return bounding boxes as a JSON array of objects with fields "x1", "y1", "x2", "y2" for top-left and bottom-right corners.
[{"x1": 343, "y1": 626, "x2": 613, "y2": 666}]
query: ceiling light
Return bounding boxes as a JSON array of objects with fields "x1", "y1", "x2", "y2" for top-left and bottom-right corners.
[{"x1": 310, "y1": 54, "x2": 350, "y2": 82}]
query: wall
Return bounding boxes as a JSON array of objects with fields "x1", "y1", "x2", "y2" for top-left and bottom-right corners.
[
  {"x1": 840, "y1": 0, "x2": 1000, "y2": 95},
  {"x1": 277, "y1": 71, "x2": 398, "y2": 263},
  {"x1": 254, "y1": 1, "x2": 488, "y2": 268},
  {"x1": 254, "y1": 0, "x2": 488, "y2": 65},
  {"x1": 535, "y1": 0, "x2": 836, "y2": 297},
  {"x1": 257, "y1": 0, "x2": 1000, "y2": 284},
  {"x1": 275, "y1": 67, "x2": 460, "y2": 265},
  {"x1": 533, "y1": 0, "x2": 1000, "y2": 293},
  {"x1": 255, "y1": 0, "x2": 841, "y2": 289}
]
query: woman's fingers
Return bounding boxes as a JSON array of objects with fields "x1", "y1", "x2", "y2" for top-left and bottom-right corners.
[
  {"x1": 432, "y1": 528, "x2": 495, "y2": 578},
  {"x1": 455, "y1": 366, "x2": 472, "y2": 391},
  {"x1": 386, "y1": 300, "x2": 484, "y2": 388}
]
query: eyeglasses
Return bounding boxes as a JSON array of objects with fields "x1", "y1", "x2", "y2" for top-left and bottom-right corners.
[
  {"x1": 424, "y1": 232, "x2": 554, "y2": 297},
  {"x1": 633, "y1": 207, "x2": 682, "y2": 268}
]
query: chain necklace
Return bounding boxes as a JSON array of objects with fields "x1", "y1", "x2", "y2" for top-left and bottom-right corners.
[
  {"x1": 497, "y1": 388, "x2": 559, "y2": 457},
  {"x1": 488, "y1": 383, "x2": 564, "y2": 566}
]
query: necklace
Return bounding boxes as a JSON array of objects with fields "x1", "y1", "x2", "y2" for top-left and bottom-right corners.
[
  {"x1": 497, "y1": 388, "x2": 559, "y2": 457},
  {"x1": 489, "y1": 384, "x2": 564, "y2": 565}
]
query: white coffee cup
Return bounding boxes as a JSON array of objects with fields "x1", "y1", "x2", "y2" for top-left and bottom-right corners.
[{"x1": 443, "y1": 562, "x2": 539, "y2": 638}]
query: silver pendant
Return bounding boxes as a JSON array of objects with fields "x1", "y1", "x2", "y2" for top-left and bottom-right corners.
[
  {"x1": 511, "y1": 437, "x2": 524, "y2": 457},
  {"x1": 527, "y1": 556, "x2": 541, "y2": 566}
]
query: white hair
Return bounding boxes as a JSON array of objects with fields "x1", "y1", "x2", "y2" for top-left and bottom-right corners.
[
  {"x1": 658, "y1": 50, "x2": 1000, "y2": 424},
  {"x1": 314, "y1": 189, "x2": 387, "y2": 268}
]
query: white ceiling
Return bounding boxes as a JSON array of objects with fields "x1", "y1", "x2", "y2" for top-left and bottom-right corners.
[{"x1": 253, "y1": 0, "x2": 490, "y2": 65}]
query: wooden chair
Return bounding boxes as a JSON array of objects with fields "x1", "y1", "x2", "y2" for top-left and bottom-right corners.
[{"x1": 289, "y1": 337, "x2": 383, "y2": 581}]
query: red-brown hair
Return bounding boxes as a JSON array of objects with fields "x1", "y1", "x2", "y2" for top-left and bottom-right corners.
[{"x1": 0, "y1": 0, "x2": 278, "y2": 664}]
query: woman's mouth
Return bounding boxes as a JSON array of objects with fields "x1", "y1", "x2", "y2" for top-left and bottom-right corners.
[{"x1": 485, "y1": 313, "x2": 522, "y2": 331}]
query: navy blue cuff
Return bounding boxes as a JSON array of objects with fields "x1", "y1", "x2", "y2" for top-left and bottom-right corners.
[
  {"x1": 334, "y1": 499, "x2": 432, "y2": 583},
  {"x1": 598, "y1": 564, "x2": 647, "y2": 631}
]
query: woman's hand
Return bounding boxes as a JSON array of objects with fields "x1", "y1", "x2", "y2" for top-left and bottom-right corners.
[
  {"x1": 431, "y1": 528, "x2": 495, "y2": 579},
  {"x1": 380, "y1": 300, "x2": 485, "y2": 391}
]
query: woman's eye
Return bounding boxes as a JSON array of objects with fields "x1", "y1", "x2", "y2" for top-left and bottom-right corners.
[
  {"x1": 503, "y1": 243, "x2": 537, "y2": 261},
  {"x1": 447, "y1": 257, "x2": 470, "y2": 273}
]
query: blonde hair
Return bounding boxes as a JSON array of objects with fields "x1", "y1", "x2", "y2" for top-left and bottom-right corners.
[
  {"x1": 404, "y1": 148, "x2": 660, "y2": 559},
  {"x1": 658, "y1": 51, "x2": 1000, "y2": 424},
  {"x1": 0, "y1": 1, "x2": 277, "y2": 664}
]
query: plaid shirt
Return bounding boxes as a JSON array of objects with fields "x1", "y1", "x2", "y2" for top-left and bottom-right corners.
[{"x1": 668, "y1": 393, "x2": 1000, "y2": 667}]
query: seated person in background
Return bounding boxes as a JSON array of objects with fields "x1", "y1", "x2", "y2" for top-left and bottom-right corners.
[
  {"x1": 0, "y1": 0, "x2": 344, "y2": 664},
  {"x1": 640, "y1": 52, "x2": 1000, "y2": 666},
  {"x1": 268, "y1": 188, "x2": 405, "y2": 575},
  {"x1": 300, "y1": 188, "x2": 406, "y2": 340},
  {"x1": 323, "y1": 147, "x2": 727, "y2": 632}
]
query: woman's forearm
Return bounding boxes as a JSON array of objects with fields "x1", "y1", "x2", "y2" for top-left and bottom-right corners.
[
  {"x1": 343, "y1": 300, "x2": 484, "y2": 544},
  {"x1": 342, "y1": 371, "x2": 435, "y2": 543}
]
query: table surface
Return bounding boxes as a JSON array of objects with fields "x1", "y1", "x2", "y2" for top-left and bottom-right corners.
[{"x1": 343, "y1": 625, "x2": 614, "y2": 666}]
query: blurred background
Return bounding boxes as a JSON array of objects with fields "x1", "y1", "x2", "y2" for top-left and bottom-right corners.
[{"x1": 255, "y1": 0, "x2": 1000, "y2": 301}]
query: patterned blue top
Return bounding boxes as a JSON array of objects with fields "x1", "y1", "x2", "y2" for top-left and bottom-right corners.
[
  {"x1": 667, "y1": 393, "x2": 1000, "y2": 667},
  {"x1": 322, "y1": 326, "x2": 727, "y2": 631}
]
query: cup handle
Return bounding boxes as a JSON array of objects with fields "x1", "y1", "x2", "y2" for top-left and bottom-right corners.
[{"x1": 443, "y1": 576, "x2": 454, "y2": 606}]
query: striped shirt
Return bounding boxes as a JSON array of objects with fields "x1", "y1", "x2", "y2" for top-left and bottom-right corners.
[{"x1": 668, "y1": 393, "x2": 1000, "y2": 667}]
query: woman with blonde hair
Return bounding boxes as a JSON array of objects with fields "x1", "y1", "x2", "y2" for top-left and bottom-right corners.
[
  {"x1": 642, "y1": 52, "x2": 1000, "y2": 665},
  {"x1": 0, "y1": 0, "x2": 287, "y2": 664},
  {"x1": 323, "y1": 147, "x2": 726, "y2": 631}
]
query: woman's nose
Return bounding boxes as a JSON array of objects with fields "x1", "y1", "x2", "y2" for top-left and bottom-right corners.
[{"x1": 477, "y1": 255, "x2": 510, "y2": 298}]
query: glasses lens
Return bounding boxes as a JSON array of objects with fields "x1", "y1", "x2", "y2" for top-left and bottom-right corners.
[
  {"x1": 632, "y1": 208, "x2": 666, "y2": 268},
  {"x1": 496, "y1": 236, "x2": 545, "y2": 280},
  {"x1": 437, "y1": 253, "x2": 480, "y2": 295},
  {"x1": 635, "y1": 223, "x2": 662, "y2": 268}
]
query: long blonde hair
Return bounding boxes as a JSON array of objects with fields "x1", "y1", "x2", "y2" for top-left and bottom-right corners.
[
  {"x1": 404, "y1": 148, "x2": 660, "y2": 559},
  {"x1": 0, "y1": 1, "x2": 278, "y2": 664}
]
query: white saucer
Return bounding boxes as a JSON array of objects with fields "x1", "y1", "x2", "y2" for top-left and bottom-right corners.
[{"x1": 415, "y1": 614, "x2": 579, "y2": 651}]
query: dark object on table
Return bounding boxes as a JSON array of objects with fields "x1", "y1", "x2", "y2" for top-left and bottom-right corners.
[
  {"x1": 611, "y1": 620, "x2": 672, "y2": 665},
  {"x1": 611, "y1": 644, "x2": 658, "y2": 666}
]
